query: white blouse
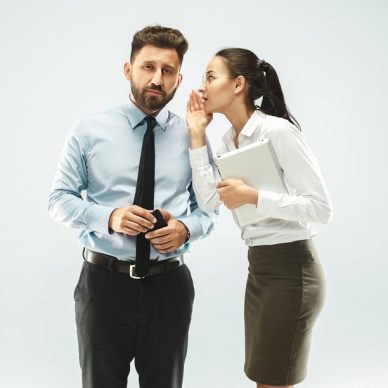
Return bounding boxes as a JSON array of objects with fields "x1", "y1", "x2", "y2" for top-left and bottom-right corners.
[{"x1": 189, "y1": 110, "x2": 332, "y2": 246}]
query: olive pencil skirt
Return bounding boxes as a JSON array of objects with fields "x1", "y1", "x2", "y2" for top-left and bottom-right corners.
[{"x1": 244, "y1": 239, "x2": 325, "y2": 385}]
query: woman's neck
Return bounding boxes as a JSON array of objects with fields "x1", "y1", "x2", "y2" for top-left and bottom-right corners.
[{"x1": 224, "y1": 102, "x2": 255, "y2": 136}]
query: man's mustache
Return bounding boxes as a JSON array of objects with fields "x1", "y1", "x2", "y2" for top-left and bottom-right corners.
[{"x1": 145, "y1": 85, "x2": 165, "y2": 95}]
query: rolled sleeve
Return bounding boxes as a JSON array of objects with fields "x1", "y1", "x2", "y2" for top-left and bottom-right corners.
[{"x1": 255, "y1": 122, "x2": 332, "y2": 224}]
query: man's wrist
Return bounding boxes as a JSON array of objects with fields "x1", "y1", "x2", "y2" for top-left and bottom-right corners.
[
  {"x1": 108, "y1": 208, "x2": 118, "y2": 234},
  {"x1": 177, "y1": 220, "x2": 190, "y2": 243}
]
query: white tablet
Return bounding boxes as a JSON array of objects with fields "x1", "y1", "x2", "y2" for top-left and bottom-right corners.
[{"x1": 215, "y1": 139, "x2": 288, "y2": 227}]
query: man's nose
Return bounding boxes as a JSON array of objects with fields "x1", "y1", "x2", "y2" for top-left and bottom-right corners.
[{"x1": 151, "y1": 69, "x2": 163, "y2": 86}]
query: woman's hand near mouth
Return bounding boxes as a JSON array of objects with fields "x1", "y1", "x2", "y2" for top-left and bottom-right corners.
[{"x1": 186, "y1": 90, "x2": 212, "y2": 149}]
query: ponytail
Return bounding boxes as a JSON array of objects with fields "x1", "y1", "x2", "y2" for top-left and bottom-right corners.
[{"x1": 255, "y1": 60, "x2": 300, "y2": 129}]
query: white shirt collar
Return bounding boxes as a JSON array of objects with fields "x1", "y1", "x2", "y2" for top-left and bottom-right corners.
[
  {"x1": 222, "y1": 109, "x2": 266, "y2": 143},
  {"x1": 125, "y1": 98, "x2": 169, "y2": 131}
]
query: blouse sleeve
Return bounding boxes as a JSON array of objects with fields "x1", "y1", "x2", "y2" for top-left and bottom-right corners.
[
  {"x1": 188, "y1": 142, "x2": 223, "y2": 213},
  {"x1": 256, "y1": 121, "x2": 332, "y2": 224}
]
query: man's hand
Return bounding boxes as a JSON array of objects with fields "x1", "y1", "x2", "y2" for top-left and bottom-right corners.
[
  {"x1": 145, "y1": 213, "x2": 188, "y2": 254},
  {"x1": 108, "y1": 205, "x2": 157, "y2": 236},
  {"x1": 217, "y1": 179, "x2": 259, "y2": 209}
]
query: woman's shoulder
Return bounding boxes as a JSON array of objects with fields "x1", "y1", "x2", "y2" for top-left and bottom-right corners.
[{"x1": 261, "y1": 113, "x2": 301, "y2": 140}]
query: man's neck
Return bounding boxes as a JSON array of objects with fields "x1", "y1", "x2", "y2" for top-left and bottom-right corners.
[{"x1": 129, "y1": 94, "x2": 160, "y2": 116}]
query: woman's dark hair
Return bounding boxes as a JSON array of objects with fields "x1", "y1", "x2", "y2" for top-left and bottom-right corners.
[
  {"x1": 216, "y1": 48, "x2": 300, "y2": 129},
  {"x1": 131, "y1": 25, "x2": 188, "y2": 65}
]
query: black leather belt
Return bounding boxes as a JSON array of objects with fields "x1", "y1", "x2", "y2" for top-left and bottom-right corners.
[{"x1": 83, "y1": 249, "x2": 184, "y2": 279}]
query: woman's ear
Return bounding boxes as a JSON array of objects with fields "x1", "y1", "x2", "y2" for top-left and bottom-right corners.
[{"x1": 234, "y1": 75, "x2": 246, "y2": 94}]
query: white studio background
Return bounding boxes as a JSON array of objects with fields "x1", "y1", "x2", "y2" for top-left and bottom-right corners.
[{"x1": 1, "y1": 0, "x2": 387, "y2": 387}]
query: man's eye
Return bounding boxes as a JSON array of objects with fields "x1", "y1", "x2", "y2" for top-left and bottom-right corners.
[
  {"x1": 162, "y1": 68, "x2": 172, "y2": 75},
  {"x1": 144, "y1": 64, "x2": 154, "y2": 70}
]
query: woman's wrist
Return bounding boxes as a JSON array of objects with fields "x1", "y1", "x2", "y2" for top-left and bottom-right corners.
[
  {"x1": 245, "y1": 186, "x2": 259, "y2": 206},
  {"x1": 189, "y1": 130, "x2": 206, "y2": 149}
]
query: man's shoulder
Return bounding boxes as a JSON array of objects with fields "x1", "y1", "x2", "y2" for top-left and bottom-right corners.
[
  {"x1": 81, "y1": 103, "x2": 127, "y2": 123},
  {"x1": 72, "y1": 103, "x2": 127, "y2": 132},
  {"x1": 67, "y1": 104, "x2": 127, "y2": 144}
]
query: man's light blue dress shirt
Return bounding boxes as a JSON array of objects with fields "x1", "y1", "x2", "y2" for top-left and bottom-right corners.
[{"x1": 48, "y1": 99, "x2": 217, "y2": 261}]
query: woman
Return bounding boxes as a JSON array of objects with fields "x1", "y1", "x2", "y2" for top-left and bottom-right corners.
[{"x1": 186, "y1": 48, "x2": 332, "y2": 388}]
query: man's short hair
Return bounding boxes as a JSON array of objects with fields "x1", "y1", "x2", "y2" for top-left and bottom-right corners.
[{"x1": 131, "y1": 25, "x2": 188, "y2": 65}]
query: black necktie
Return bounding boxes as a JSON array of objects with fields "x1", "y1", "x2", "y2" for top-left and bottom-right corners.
[{"x1": 133, "y1": 116, "x2": 156, "y2": 277}]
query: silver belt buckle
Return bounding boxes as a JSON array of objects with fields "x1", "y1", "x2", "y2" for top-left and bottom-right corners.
[{"x1": 129, "y1": 264, "x2": 145, "y2": 279}]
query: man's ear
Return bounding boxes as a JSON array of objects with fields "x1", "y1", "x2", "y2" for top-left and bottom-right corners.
[
  {"x1": 234, "y1": 75, "x2": 246, "y2": 95},
  {"x1": 124, "y1": 61, "x2": 131, "y2": 81},
  {"x1": 177, "y1": 73, "x2": 183, "y2": 88}
]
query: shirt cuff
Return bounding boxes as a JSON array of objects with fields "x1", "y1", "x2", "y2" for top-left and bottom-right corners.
[
  {"x1": 257, "y1": 190, "x2": 281, "y2": 218},
  {"x1": 189, "y1": 145, "x2": 210, "y2": 169},
  {"x1": 85, "y1": 204, "x2": 117, "y2": 235},
  {"x1": 177, "y1": 216, "x2": 202, "y2": 243}
]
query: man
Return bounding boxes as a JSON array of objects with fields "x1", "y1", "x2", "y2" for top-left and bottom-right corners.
[{"x1": 48, "y1": 25, "x2": 217, "y2": 388}]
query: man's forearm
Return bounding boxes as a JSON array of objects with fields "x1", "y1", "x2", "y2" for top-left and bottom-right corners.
[{"x1": 48, "y1": 189, "x2": 115, "y2": 234}]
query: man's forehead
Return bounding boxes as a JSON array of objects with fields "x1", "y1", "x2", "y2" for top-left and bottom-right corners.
[{"x1": 133, "y1": 45, "x2": 179, "y2": 67}]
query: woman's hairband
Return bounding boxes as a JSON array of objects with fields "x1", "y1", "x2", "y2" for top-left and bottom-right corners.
[{"x1": 258, "y1": 59, "x2": 269, "y2": 70}]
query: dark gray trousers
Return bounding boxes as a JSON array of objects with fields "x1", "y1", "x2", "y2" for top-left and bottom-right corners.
[{"x1": 74, "y1": 260, "x2": 195, "y2": 388}]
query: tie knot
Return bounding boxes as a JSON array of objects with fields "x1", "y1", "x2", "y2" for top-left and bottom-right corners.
[{"x1": 145, "y1": 116, "x2": 156, "y2": 130}]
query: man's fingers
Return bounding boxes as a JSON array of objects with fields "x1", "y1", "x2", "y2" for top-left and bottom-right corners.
[
  {"x1": 155, "y1": 244, "x2": 175, "y2": 253},
  {"x1": 152, "y1": 239, "x2": 176, "y2": 251},
  {"x1": 109, "y1": 205, "x2": 160, "y2": 235},
  {"x1": 148, "y1": 235, "x2": 172, "y2": 245},
  {"x1": 124, "y1": 220, "x2": 148, "y2": 233},
  {"x1": 126, "y1": 208, "x2": 156, "y2": 229},
  {"x1": 158, "y1": 208, "x2": 172, "y2": 221},
  {"x1": 131, "y1": 206, "x2": 157, "y2": 223},
  {"x1": 127, "y1": 214, "x2": 154, "y2": 230},
  {"x1": 145, "y1": 228, "x2": 170, "y2": 240},
  {"x1": 122, "y1": 226, "x2": 140, "y2": 236},
  {"x1": 152, "y1": 239, "x2": 174, "y2": 248},
  {"x1": 149, "y1": 235, "x2": 176, "y2": 252}
]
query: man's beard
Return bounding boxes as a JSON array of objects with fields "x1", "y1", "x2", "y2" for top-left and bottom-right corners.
[{"x1": 131, "y1": 82, "x2": 178, "y2": 111}]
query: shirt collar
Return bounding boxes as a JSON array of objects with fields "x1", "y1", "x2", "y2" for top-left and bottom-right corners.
[
  {"x1": 222, "y1": 109, "x2": 266, "y2": 143},
  {"x1": 124, "y1": 98, "x2": 169, "y2": 131}
]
